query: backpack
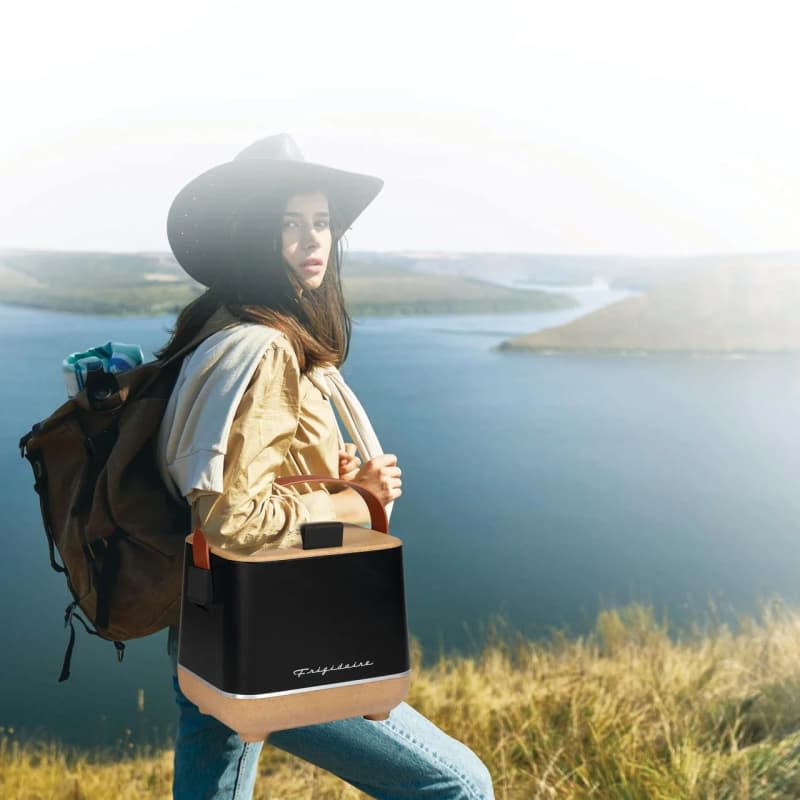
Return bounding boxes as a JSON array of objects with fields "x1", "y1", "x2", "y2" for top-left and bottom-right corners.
[{"x1": 18, "y1": 332, "x2": 208, "y2": 681}]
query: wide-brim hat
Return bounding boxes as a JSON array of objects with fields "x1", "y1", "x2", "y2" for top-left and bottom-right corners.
[{"x1": 167, "y1": 132, "x2": 384, "y2": 287}]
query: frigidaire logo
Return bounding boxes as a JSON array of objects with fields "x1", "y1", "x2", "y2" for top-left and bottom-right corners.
[{"x1": 293, "y1": 660, "x2": 375, "y2": 679}]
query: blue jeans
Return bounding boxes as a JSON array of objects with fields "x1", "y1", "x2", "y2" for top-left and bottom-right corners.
[{"x1": 168, "y1": 632, "x2": 495, "y2": 799}]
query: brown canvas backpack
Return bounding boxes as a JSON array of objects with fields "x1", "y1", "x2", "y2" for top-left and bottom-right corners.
[{"x1": 19, "y1": 333, "x2": 207, "y2": 681}]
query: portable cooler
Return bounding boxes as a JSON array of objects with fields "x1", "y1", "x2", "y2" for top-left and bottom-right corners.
[{"x1": 176, "y1": 476, "x2": 411, "y2": 741}]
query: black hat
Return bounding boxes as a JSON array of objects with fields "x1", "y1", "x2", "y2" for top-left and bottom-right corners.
[{"x1": 167, "y1": 132, "x2": 384, "y2": 287}]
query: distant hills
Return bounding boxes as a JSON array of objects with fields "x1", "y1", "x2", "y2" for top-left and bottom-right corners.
[
  {"x1": 0, "y1": 249, "x2": 577, "y2": 317},
  {"x1": 4, "y1": 249, "x2": 800, "y2": 352},
  {"x1": 341, "y1": 259, "x2": 577, "y2": 316},
  {"x1": 498, "y1": 260, "x2": 800, "y2": 354},
  {"x1": 0, "y1": 250, "x2": 197, "y2": 315},
  {"x1": 362, "y1": 249, "x2": 800, "y2": 292}
]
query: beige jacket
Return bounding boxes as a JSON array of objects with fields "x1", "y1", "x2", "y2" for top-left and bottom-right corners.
[{"x1": 157, "y1": 306, "x2": 342, "y2": 554}]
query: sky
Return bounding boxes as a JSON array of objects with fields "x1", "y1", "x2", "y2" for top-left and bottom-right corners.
[{"x1": 2, "y1": 0, "x2": 799, "y2": 257}]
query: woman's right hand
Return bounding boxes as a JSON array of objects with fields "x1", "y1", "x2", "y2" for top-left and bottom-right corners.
[{"x1": 351, "y1": 454, "x2": 402, "y2": 506}]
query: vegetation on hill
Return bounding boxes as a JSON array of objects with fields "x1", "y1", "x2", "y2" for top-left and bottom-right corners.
[
  {"x1": 2, "y1": 602, "x2": 799, "y2": 799},
  {"x1": 499, "y1": 262, "x2": 800, "y2": 353},
  {"x1": 0, "y1": 250, "x2": 576, "y2": 317},
  {"x1": 344, "y1": 266, "x2": 575, "y2": 315}
]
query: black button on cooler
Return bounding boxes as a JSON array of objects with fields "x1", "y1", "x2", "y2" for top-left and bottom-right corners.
[{"x1": 300, "y1": 521, "x2": 344, "y2": 549}]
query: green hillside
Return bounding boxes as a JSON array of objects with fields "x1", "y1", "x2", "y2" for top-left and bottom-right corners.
[
  {"x1": 0, "y1": 250, "x2": 576, "y2": 317},
  {"x1": 499, "y1": 261, "x2": 800, "y2": 354}
]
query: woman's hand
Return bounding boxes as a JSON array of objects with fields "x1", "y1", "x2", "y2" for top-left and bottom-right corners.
[
  {"x1": 328, "y1": 450, "x2": 402, "y2": 523},
  {"x1": 338, "y1": 443, "x2": 362, "y2": 481},
  {"x1": 351, "y1": 453, "x2": 402, "y2": 506}
]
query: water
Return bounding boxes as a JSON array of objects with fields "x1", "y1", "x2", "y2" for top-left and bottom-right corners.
[{"x1": 2, "y1": 287, "x2": 799, "y2": 750}]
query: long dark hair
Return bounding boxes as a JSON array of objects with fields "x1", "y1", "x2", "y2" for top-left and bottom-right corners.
[{"x1": 156, "y1": 182, "x2": 352, "y2": 374}]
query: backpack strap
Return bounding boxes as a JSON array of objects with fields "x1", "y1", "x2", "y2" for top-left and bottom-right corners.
[
  {"x1": 58, "y1": 600, "x2": 125, "y2": 682},
  {"x1": 136, "y1": 323, "x2": 230, "y2": 398},
  {"x1": 82, "y1": 528, "x2": 127, "y2": 631},
  {"x1": 161, "y1": 306, "x2": 254, "y2": 369},
  {"x1": 162, "y1": 323, "x2": 231, "y2": 367},
  {"x1": 83, "y1": 319, "x2": 234, "y2": 412}
]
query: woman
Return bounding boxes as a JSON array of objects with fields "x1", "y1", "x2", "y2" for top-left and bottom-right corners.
[{"x1": 157, "y1": 133, "x2": 495, "y2": 800}]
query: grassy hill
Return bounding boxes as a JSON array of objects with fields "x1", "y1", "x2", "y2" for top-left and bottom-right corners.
[
  {"x1": 343, "y1": 264, "x2": 575, "y2": 315},
  {"x1": 0, "y1": 250, "x2": 202, "y2": 315},
  {"x1": 499, "y1": 261, "x2": 800, "y2": 354},
  {"x1": 0, "y1": 250, "x2": 577, "y2": 317},
  {"x1": 2, "y1": 602, "x2": 799, "y2": 799}
]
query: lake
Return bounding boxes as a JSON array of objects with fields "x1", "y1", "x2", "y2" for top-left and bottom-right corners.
[{"x1": 2, "y1": 286, "x2": 799, "y2": 750}]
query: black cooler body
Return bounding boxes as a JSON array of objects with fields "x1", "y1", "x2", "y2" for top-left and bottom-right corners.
[{"x1": 178, "y1": 535, "x2": 411, "y2": 697}]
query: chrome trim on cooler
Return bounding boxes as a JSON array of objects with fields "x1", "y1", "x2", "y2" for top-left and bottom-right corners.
[{"x1": 177, "y1": 664, "x2": 412, "y2": 700}]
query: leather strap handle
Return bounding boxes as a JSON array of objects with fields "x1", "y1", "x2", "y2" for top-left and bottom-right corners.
[
  {"x1": 192, "y1": 528, "x2": 211, "y2": 570},
  {"x1": 275, "y1": 474, "x2": 388, "y2": 534},
  {"x1": 191, "y1": 475, "x2": 388, "y2": 568}
]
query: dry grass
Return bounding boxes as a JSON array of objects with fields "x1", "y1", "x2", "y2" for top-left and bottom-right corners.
[{"x1": 3, "y1": 601, "x2": 800, "y2": 799}]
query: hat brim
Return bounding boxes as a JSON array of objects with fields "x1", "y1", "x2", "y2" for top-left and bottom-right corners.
[{"x1": 167, "y1": 158, "x2": 384, "y2": 287}]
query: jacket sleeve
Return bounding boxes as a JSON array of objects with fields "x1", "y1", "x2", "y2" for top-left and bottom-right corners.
[{"x1": 188, "y1": 337, "x2": 337, "y2": 552}]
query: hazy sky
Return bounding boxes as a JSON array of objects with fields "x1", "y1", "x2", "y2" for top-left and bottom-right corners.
[{"x1": 2, "y1": 0, "x2": 799, "y2": 257}]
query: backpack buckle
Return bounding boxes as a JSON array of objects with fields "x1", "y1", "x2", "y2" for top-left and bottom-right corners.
[
  {"x1": 85, "y1": 369, "x2": 120, "y2": 410},
  {"x1": 19, "y1": 425, "x2": 39, "y2": 457}
]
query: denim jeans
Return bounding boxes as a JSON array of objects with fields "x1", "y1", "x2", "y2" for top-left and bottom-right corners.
[{"x1": 168, "y1": 628, "x2": 495, "y2": 800}]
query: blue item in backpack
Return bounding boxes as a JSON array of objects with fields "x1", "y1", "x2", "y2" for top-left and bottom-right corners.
[{"x1": 62, "y1": 342, "x2": 144, "y2": 397}]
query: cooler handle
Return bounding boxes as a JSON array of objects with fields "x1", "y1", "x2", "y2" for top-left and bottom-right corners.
[
  {"x1": 191, "y1": 475, "x2": 388, "y2": 568},
  {"x1": 276, "y1": 474, "x2": 388, "y2": 534}
]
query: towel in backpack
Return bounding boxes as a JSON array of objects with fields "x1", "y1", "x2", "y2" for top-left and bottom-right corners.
[{"x1": 62, "y1": 341, "x2": 144, "y2": 397}]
